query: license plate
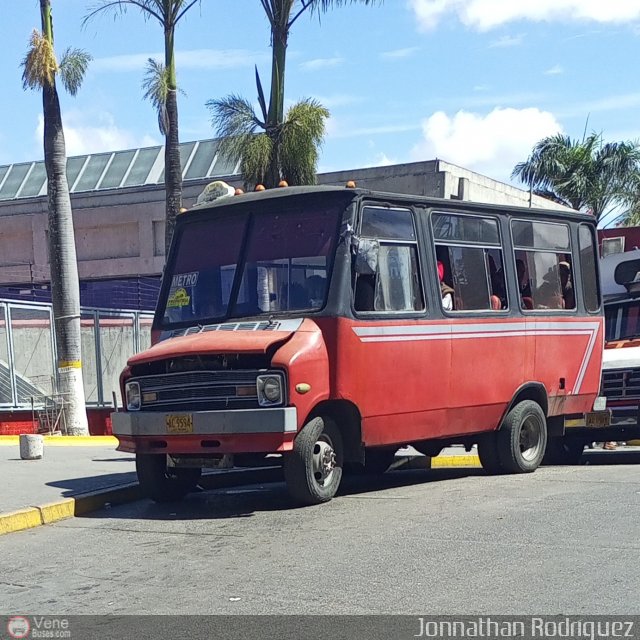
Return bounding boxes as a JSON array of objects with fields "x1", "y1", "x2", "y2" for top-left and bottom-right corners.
[
  {"x1": 166, "y1": 414, "x2": 194, "y2": 434},
  {"x1": 585, "y1": 411, "x2": 611, "y2": 428}
]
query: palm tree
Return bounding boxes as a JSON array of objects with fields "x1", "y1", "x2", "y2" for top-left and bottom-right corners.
[
  {"x1": 22, "y1": 0, "x2": 92, "y2": 435},
  {"x1": 512, "y1": 133, "x2": 640, "y2": 223},
  {"x1": 84, "y1": 0, "x2": 201, "y2": 255},
  {"x1": 208, "y1": 0, "x2": 381, "y2": 188}
]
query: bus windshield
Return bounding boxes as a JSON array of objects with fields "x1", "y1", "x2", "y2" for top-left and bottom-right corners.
[
  {"x1": 605, "y1": 299, "x2": 640, "y2": 342},
  {"x1": 158, "y1": 203, "x2": 341, "y2": 328}
]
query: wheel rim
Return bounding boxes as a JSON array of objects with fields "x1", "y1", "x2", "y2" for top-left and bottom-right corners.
[
  {"x1": 519, "y1": 414, "x2": 544, "y2": 462},
  {"x1": 312, "y1": 434, "x2": 337, "y2": 486}
]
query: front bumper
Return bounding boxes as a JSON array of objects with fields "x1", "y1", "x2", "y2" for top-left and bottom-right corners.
[
  {"x1": 112, "y1": 407, "x2": 297, "y2": 437},
  {"x1": 111, "y1": 407, "x2": 298, "y2": 455}
]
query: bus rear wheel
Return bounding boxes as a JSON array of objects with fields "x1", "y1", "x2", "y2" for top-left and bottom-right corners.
[
  {"x1": 478, "y1": 400, "x2": 547, "y2": 474},
  {"x1": 497, "y1": 400, "x2": 547, "y2": 473},
  {"x1": 136, "y1": 454, "x2": 201, "y2": 503},
  {"x1": 284, "y1": 416, "x2": 343, "y2": 505}
]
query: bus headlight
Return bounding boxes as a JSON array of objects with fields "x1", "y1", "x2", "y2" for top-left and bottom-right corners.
[
  {"x1": 125, "y1": 381, "x2": 141, "y2": 411},
  {"x1": 256, "y1": 375, "x2": 283, "y2": 407}
]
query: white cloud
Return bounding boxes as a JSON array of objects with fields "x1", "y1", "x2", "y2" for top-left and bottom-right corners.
[
  {"x1": 36, "y1": 111, "x2": 159, "y2": 157},
  {"x1": 409, "y1": 0, "x2": 640, "y2": 31},
  {"x1": 93, "y1": 49, "x2": 267, "y2": 72},
  {"x1": 489, "y1": 34, "x2": 524, "y2": 47},
  {"x1": 380, "y1": 46, "x2": 421, "y2": 59},
  {"x1": 544, "y1": 64, "x2": 564, "y2": 75},
  {"x1": 300, "y1": 57, "x2": 344, "y2": 71},
  {"x1": 411, "y1": 107, "x2": 562, "y2": 180}
]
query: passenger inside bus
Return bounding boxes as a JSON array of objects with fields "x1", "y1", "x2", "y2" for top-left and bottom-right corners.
[
  {"x1": 559, "y1": 261, "x2": 575, "y2": 309},
  {"x1": 306, "y1": 274, "x2": 326, "y2": 308},
  {"x1": 437, "y1": 260, "x2": 455, "y2": 311}
]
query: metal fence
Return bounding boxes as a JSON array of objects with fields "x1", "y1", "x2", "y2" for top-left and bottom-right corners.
[{"x1": 0, "y1": 299, "x2": 153, "y2": 409}]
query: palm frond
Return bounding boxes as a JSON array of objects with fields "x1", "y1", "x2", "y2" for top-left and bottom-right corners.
[
  {"x1": 21, "y1": 30, "x2": 58, "y2": 91},
  {"x1": 280, "y1": 98, "x2": 329, "y2": 185},
  {"x1": 84, "y1": 1, "x2": 165, "y2": 27},
  {"x1": 241, "y1": 134, "x2": 274, "y2": 186},
  {"x1": 255, "y1": 66, "x2": 268, "y2": 123},
  {"x1": 207, "y1": 94, "x2": 265, "y2": 171},
  {"x1": 142, "y1": 58, "x2": 170, "y2": 135},
  {"x1": 58, "y1": 48, "x2": 92, "y2": 96},
  {"x1": 514, "y1": 132, "x2": 640, "y2": 220},
  {"x1": 292, "y1": 0, "x2": 383, "y2": 26}
]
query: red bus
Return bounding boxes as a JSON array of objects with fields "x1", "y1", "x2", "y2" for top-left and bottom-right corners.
[{"x1": 112, "y1": 184, "x2": 607, "y2": 505}]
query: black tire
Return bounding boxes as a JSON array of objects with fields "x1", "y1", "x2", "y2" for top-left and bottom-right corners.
[
  {"x1": 542, "y1": 437, "x2": 585, "y2": 465},
  {"x1": 283, "y1": 416, "x2": 343, "y2": 505},
  {"x1": 496, "y1": 400, "x2": 547, "y2": 473},
  {"x1": 477, "y1": 433, "x2": 504, "y2": 475},
  {"x1": 136, "y1": 454, "x2": 202, "y2": 503}
]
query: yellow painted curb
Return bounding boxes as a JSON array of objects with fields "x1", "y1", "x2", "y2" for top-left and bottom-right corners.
[
  {"x1": 431, "y1": 454, "x2": 481, "y2": 468},
  {"x1": 0, "y1": 435, "x2": 117, "y2": 446},
  {"x1": 0, "y1": 483, "x2": 141, "y2": 536},
  {"x1": 39, "y1": 499, "x2": 76, "y2": 524},
  {"x1": 0, "y1": 507, "x2": 43, "y2": 535}
]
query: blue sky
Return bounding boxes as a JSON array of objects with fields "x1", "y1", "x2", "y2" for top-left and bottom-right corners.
[{"x1": 2, "y1": 0, "x2": 640, "y2": 226}]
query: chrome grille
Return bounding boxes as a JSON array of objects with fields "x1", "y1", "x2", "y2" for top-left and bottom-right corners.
[
  {"x1": 131, "y1": 370, "x2": 271, "y2": 411},
  {"x1": 602, "y1": 368, "x2": 640, "y2": 399}
]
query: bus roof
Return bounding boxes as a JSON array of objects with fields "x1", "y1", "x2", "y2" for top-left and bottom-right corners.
[{"x1": 188, "y1": 184, "x2": 594, "y2": 223}]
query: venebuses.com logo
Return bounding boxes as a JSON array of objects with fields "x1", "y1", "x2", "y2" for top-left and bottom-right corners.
[{"x1": 7, "y1": 616, "x2": 30, "y2": 639}]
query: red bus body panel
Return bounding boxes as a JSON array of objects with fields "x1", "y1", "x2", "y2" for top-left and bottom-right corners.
[{"x1": 116, "y1": 314, "x2": 602, "y2": 454}]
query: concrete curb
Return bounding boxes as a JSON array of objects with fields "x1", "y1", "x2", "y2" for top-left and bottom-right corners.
[
  {"x1": 0, "y1": 455, "x2": 481, "y2": 536},
  {"x1": 0, "y1": 483, "x2": 142, "y2": 536},
  {"x1": 0, "y1": 435, "x2": 118, "y2": 446}
]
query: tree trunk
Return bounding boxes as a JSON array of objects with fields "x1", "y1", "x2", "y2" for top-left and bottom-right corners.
[
  {"x1": 40, "y1": 0, "x2": 88, "y2": 435},
  {"x1": 163, "y1": 26, "x2": 182, "y2": 256},
  {"x1": 265, "y1": 17, "x2": 289, "y2": 188}
]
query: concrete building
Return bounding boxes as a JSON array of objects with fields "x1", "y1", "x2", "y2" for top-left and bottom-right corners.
[{"x1": 0, "y1": 141, "x2": 569, "y2": 308}]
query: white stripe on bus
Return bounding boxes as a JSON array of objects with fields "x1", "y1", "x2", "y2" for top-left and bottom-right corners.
[{"x1": 352, "y1": 321, "x2": 601, "y2": 395}]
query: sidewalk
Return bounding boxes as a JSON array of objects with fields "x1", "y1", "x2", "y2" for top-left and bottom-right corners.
[{"x1": 0, "y1": 441, "x2": 135, "y2": 515}]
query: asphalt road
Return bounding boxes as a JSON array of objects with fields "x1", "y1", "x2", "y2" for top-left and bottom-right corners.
[{"x1": 2, "y1": 453, "x2": 640, "y2": 616}]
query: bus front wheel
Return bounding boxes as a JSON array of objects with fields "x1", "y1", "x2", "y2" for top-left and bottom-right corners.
[
  {"x1": 136, "y1": 454, "x2": 201, "y2": 503},
  {"x1": 284, "y1": 416, "x2": 343, "y2": 505}
]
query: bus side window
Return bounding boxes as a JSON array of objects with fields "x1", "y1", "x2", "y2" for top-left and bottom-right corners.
[
  {"x1": 512, "y1": 220, "x2": 575, "y2": 311},
  {"x1": 432, "y1": 212, "x2": 507, "y2": 312},
  {"x1": 353, "y1": 207, "x2": 424, "y2": 313}
]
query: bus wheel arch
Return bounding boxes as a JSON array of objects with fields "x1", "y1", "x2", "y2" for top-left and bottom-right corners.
[
  {"x1": 304, "y1": 400, "x2": 363, "y2": 466},
  {"x1": 500, "y1": 383, "x2": 549, "y2": 427}
]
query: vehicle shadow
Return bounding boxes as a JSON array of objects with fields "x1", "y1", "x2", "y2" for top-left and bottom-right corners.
[
  {"x1": 581, "y1": 449, "x2": 640, "y2": 465},
  {"x1": 79, "y1": 466, "x2": 485, "y2": 522},
  {"x1": 46, "y1": 471, "x2": 138, "y2": 496}
]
